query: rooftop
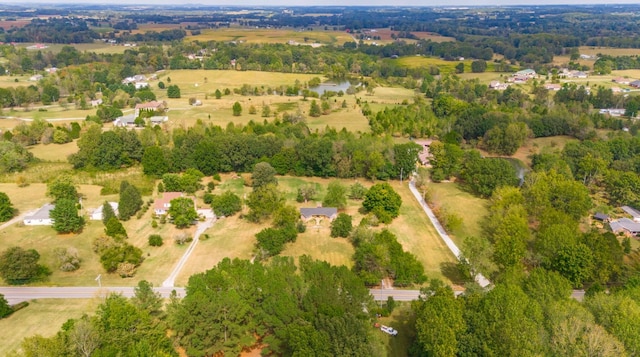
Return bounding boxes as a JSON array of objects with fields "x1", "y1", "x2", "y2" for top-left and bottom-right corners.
[
  {"x1": 621, "y1": 206, "x2": 640, "y2": 218},
  {"x1": 24, "y1": 203, "x2": 55, "y2": 220},
  {"x1": 300, "y1": 207, "x2": 338, "y2": 218}
]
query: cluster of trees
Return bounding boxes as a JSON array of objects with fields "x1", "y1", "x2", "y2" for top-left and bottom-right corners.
[
  {"x1": 47, "y1": 176, "x2": 85, "y2": 234},
  {"x1": 411, "y1": 270, "x2": 640, "y2": 356},
  {"x1": 13, "y1": 281, "x2": 176, "y2": 356},
  {"x1": 0, "y1": 246, "x2": 50, "y2": 285},
  {"x1": 69, "y1": 124, "x2": 142, "y2": 170},
  {"x1": 169, "y1": 256, "x2": 375, "y2": 356},
  {"x1": 137, "y1": 120, "x2": 419, "y2": 181},
  {"x1": 352, "y1": 228, "x2": 426, "y2": 287}
]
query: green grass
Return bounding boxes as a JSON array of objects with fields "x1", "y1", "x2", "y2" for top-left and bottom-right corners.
[
  {"x1": 28, "y1": 141, "x2": 79, "y2": 162},
  {"x1": 426, "y1": 182, "x2": 488, "y2": 247},
  {"x1": 0, "y1": 298, "x2": 101, "y2": 356},
  {"x1": 372, "y1": 302, "x2": 416, "y2": 357}
]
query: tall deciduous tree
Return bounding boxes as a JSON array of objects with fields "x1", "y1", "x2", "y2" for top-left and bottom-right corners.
[
  {"x1": 168, "y1": 197, "x2": 197, "y2": 228},
  {"x1": 246, "y1": 184, "x2": 284, "y2": 223},
  {"x1": 323, "y1": 181, "x2": 347, "y2": 209},
  {"x1": 0, "y1": 246, "x2": 48, "y2": 285},
  {"x1": 252, "y1": 162, "x2": 278, "y2": 188},
  {"x1": 47, "y1": 175, "x2": 78, "y2": 203},
  {"x1": 0, "y1": 192, "x2": 15, "y2": 222},
  {"x1": 330, "y1": 213, "x2": 353, "y2": 238},
  {"x1": 362, "y1": 182, "x2": 402, "y2": 224}
]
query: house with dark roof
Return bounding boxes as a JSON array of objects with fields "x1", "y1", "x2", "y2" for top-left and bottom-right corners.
[
  {"x1": 630, "y1": 80, "x2": 640, "y2": 88},
  {"x1": 300, "y1": 207, "x2": 338, "y2": 222},
  {"x1": 23, "y1": 204, "x2": 55, "y2": 225},
  {"x1": 593, "y1": 212, "x2": 610, "y2": 222}
]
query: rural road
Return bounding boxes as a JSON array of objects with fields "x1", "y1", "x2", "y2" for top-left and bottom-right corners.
[
  {"x1": 0, "y1": 209, "x2": 36, "y2": 231},
  {"x1": 0, "y1": 286, "x2": 586, "y2": 305},
  {"x1": 408, "y1": 180, "x2": 492, "y2": 287},
  {"x1": 161, "y1": 216, "x2": 215, "y2": 288}
]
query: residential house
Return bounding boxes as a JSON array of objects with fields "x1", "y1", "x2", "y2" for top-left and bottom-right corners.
[
  {"x1": 154, "y1": 192, "x2": 184, "y2": 215},
  {"x1": 300, "y1": 207, "x2": 338, "y2": 222},
  {"x1": 514, "y1": 69, "x2": 537, "y2": 78},
  {"x1": 599, "y1": 108, "x2": 626, "y2": 117},
  {"x1": 630, "y1": 80, "x2": 640, "y2": 88},
  {"x1": 621, "y1": 206, "x2": 640, "y2": 222},
  {"x1": 489, "y1": 81, "x2": 510, "y2": 90},
  {"x1": 612, "y1": 77, "x2": 631, "y2": 85},
  {"x1": 610, "y1": 218, "x2": 640, "y2": 236},
  {"x1": 544, "y1": 83, "x2": 562, "y2": 91},
  {"x1": 113, "y1": 114, "x2": 137, "y2": 127},
  {"x1": 414, "y1": 139, "x2": 433, "y2": 166},
  {"x1": 90, "y1": 98, "x2": 103, "y2": 107},
  {"x1": 571, "y1": 71, "x2": 588, "y2": 79},
  {"x1": 91, "y1": 202, "x2": 119, "y2": 221},
  {"x1": 507, "y1": 76, "x2": 530, "y2": 84},
  {"x1": 611, "y1": 86, "x2": 623, "y2": 93},
  {"x1": 29, "y1": 74, "x2": 43, "y2": 82},
  {"x1": 134, "y1": 82, "x2": 149, "y2": 90},
  {"x1": 134, "y1": 101, "x2": 165, "y2": 118},
  {"x1": 23, "y1": 204, "x2": 55, "y2": 226}
]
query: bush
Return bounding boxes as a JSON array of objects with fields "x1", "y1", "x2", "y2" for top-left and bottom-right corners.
[
  {"x1": 151, "y1": 220, "x2": 158, "y2": 228},
  {"x1": 53, "y1": 247, "x2": 80, "y2": 272},
  {"x1": 203, "y1": 193, "x2": 214, "y2": 204},
  {"x1": 148, "y1": 234, "x2": 163, "y2": 247}
]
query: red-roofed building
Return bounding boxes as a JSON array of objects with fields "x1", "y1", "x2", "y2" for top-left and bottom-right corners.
[{"x1": 154, "y1": 192, "x2": 184, "y2": 215}]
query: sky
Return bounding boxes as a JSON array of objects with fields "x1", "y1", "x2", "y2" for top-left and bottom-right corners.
[{"x1": 5, "y1": 0, "x2": 640, "y2": 6}]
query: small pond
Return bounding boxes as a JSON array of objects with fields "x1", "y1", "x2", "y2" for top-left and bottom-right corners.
[{"x1": 309, "y1": 80, "x2": 359, "y2": 95}]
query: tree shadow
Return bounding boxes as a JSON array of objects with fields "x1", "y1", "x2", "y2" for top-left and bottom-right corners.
[{"x1": 440, "y1": 261, "x2": 468, "y2": 285}]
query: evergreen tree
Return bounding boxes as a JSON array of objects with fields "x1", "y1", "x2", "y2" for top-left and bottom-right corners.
[
  {"x1": 105, "y1": 217, "x2": 127, "y2": 238},
  {"x1": 118, "y1": 181, "x2": 143, "y2": 221},
  {"x1": 232, "y1": 101, "x2": 242, "y2": 116},
  {"x1": 101, "y1": 201, "x2": 116, "y2": 226},
  {"x1": 309, "y1": 100, "x2": 321, "y2": 117},
  {"x1": 50, "y1": 198, "x2": 85, "y2": 234}
]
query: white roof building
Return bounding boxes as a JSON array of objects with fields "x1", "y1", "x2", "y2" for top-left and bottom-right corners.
[
  {"x1": 23, "y1": 204, "x2": 55, "y2": 226},
  {"x1": 90, "y1": 202, "x2": 119, "y2": 221}
]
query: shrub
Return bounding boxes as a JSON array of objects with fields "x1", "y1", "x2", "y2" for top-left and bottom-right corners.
[
  {"x1": 148, "y1": 234, "x2": 163, "y2": 247},
  {"x1": 53, "y1": 247, "x2": 80, "y2": 272}
]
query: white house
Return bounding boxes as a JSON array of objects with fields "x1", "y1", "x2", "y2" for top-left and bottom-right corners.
[
  {"x1": 90, "y1": 202, "x2": 119, "y2": 221},
  {"x1": 23, "y1": 204, "x2": 55, "y2": 226}
]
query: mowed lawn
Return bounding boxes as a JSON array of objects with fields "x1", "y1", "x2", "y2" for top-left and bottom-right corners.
[
  {"x1": 426, "y1": 182, "x2": 488, "y2": 246},
  {"x1": 0, "y1": 298, "x2": 101, "y2": 356}
]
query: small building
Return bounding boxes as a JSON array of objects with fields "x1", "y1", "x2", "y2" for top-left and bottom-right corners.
[
  {"x1": 489, "y1": 81, "x2": 510, "y2": 90},
  {"x1": 90, "y1": 98, "x2": 103, "y2": 107},
  {"x1": 154, "y1": 192, "x2": 184, "y2": 215},
  {"x1": 514, "y1": 68, "x2": 537, "y2": 78},
  {"x1": 134, "y1": 82, "x2": 149, "y2": 90},
  {"x1": 23, "y1": 204, "x2": 55, "y2": 226},
  {"x1": 544, "y1": 83, "x2": 562, "y2": 91},
  {"x1": 610, "y1": 218, "x2": 640, "y2": 236},
  {"x1": 90, "y1": 202, "x2": 119, "y2": 221},
  {"x1": 621, "y1": 206, "x2": 640, "y2": 222},
  {"x1": 599, "y1": 108, "x2": 626, "y2": 117},
  {"x1": 300, "y1": 207, "x2": 338, "y2": 222},
  {"x1": 149, "y1": 116, "x2": 169, "y2": 125},
  {"x1": 630, "y1": 80, "x2": 640, "y2": 88},
  {"x1": 29, "y1": 74, "x2": 43, "y2": 82},
  {"x1": 593, "y1": 212, "x2": 609, "y2": 222}
]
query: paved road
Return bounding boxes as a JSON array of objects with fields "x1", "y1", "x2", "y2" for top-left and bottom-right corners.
[
  {"x1": 408, "y1": 180, "x2": 491, "y2": 287},
  {"x1": 161, "y1": 216, "x2": 215, "y2": 288}
]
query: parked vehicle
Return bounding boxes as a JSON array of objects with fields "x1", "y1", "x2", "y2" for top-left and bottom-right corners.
[{"x1": 380, "y1": 325, "x2": 398, "y2": 336}]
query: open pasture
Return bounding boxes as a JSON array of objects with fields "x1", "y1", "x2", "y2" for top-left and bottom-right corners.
[
  {"x1": 188, "y1": 27, "x2": 353, "y2": 45},
  {"x1": 0, "y1": 298, "x2": 101, "y2": 356},
  {"x1": 395, "y1": 56, "x2": 498, "y2": 74}
]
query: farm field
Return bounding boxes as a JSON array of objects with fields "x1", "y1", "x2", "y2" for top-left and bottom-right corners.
[
  {"x1": 510, "y1": 135, "x2": 578, "y2": 167},
  {"x1": 0, "y1": 298, "x2": 101, "y2": 356},
  {"x1": 188, "y1": 27, "x2": 353, "y2": 45},
  {"x1": 395, "y1": 56, "x2": 498, "y2": 74}
]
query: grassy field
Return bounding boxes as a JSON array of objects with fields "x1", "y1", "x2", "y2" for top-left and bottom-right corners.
[
  {"x1": 28, "y1": 141, "x2": 79, "y2": 162},
  {"x1": 373, "y1": 302, "x2": 416, "y2": 357},
  {"x1": 426, "y1": 181, "x2": 488, "y2": 247},
  {"x1": 395, "y1": 56, "x2": 498, "y2": 74},
  {"x1": 510, "y1": 135, "x2": 577, "y2": 167},
  {"x1": 14, "y1": 42, "x2": 128, "y2": 55},
  {"x1": 188, "y1": 28, "x2": 353, "y2": 45},
  {"x1": 0, "y1": 298, "x2": 101, "y2": 356}
]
